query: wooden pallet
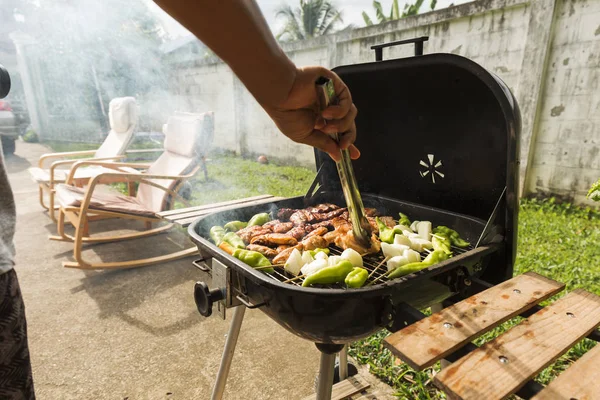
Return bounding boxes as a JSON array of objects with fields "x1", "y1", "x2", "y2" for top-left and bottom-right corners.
[
  {"x1": 383, "y1": 272, "x2": 600, "y2": 400},
  {"x1": 156, "y1": 194, "x2": 284, "y2": 227}
]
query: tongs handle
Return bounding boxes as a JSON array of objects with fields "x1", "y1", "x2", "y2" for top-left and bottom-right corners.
[{"x1": 315, "y1": 77, "x2": 371, "y2": 246}]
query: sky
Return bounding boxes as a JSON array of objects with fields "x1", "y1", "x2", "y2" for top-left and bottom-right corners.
[{"x1": 146, "y1": 0, "x2": 469, "y2": 40}]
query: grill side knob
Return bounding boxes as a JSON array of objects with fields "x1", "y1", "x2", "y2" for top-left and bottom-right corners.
[{"x1": 194, "y1": 281, "x2": 225, "y2": 317}]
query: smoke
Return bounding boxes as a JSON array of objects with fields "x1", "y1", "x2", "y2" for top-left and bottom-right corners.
[{"x1": 2, "y1": 0, "x2": 195, "y2": 141}]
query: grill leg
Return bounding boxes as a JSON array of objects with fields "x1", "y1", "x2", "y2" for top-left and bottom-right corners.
[
  {"x1": 316, "y1": 352, "x2": 337, "y2": 400},
  {"x1": 338, "y1": 345, "x2": 348, "y2": 380},
  {"x1": 211, "y1": 305, "x2": 246, "y2": 400},
  {"x1": 430, "y1": 303, "x2": 451, "y2": 369}
]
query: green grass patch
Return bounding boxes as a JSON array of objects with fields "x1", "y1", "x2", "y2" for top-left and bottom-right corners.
[
  {"x1": 350, "y1": 198, "x2": 600, "y2": 399},
  {"x1": 187, "y1": 155, "x2": 315, "y2": 205}
]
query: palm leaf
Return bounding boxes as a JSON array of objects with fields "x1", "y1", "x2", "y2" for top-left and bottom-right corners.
[
  {"x1": 362, "y1": 11, "x2": 374, "y2": 25},
  {"x1": 276, "y1": 5, "x2": 304, "y2": 41},
  {"x1": 391, "y1": 0, "x2": 400, "y2": 19},
  {"x1": 373, "y1": 1, "x2": 387, "y2": 23},
  {"x1": 320, "y1": 10, "x2": 343, "y2": 35}
]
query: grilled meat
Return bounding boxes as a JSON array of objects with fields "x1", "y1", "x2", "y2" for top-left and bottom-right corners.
[
  {"x1": 276, "y1": 245, "x2": 291, "y2": 253},
  {"x1": 379, "y1": 216, "x2": 396, "y2": 228},
  {"x1": 246, "y1": 244, "x2": 279, "y2": 258},
  {"x1": 251, "y1": 233, "x2": 298, "y2": 247},
  {"x1": 307, "y1": 203, "x2": 339, "y2": 214},
  {"x1": 365, "y1": 208, "x2": 379, "y2": 217},
  {"x1": 289, "y1": 209, "x2": 314, "y2": 225},
  {"x1": 311, "y1": 220, "x2": 334, "y2": 230},
  {"x1": 276, "y1": 208, "x2": 296, "y2": 221},
  {"x1": 287, "y1": 224, "x2": 312, "y2": 240},
  {"x1": 272, "y1": 222, "x2": 294, "y2": 233},
  {"x1": 312, "y1": 208, "x2": 347, "y2": 222},
  {"x1": 324, "y1": 220, "x2": 381, "y2": 255},
  {"x1": 273, "y1": 244, "x2": 303, "y2": 265},
  {"x1": 262, "y1": 219, "x2": 281, "y2": 228},
  {"x1": 304, "y1": 226, "x2": 328, "y2": 238},
  {"x1": 301, "y1": 235, "x2": 328, "y2": 250},
  {"x1": 237, "y1": 225, "x2": 272, "y2": 244}
]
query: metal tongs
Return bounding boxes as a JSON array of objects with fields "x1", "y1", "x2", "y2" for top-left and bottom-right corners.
[{"x1": 315, "y1": 77, "x2": 372, "y2": 247}]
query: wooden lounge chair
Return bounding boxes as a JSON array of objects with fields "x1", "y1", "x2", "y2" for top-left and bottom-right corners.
[
  {"x1": 28, "y1": 97, "x2": 139, "y2": 221},
  {"x1": 50, "y1": 112, "x2": 213, "y2": 270}
]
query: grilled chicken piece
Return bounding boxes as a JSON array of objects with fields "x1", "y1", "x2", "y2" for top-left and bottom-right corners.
[
  {"x1": 378, "y1": 216, "x2": 396, "y2": 228},
  {"x1": 273, "y1": 244, "x2": 303, "y2": 265},
  {"x1": 251, "y1": 233, "x2": 298, "y2": 247},
  {"x1": 277, "y1": 208, "x2": 296, "y2": 221},
  {"x1": 307, "y1": 203, "x2": 339, "y2": 214},
  {"x1": 301, "y1": 235, "x2": 328, "y2": 250},
  {"x1": 311, "y1": 220, "x2": 334, "y2": 230},
  {"x1": 262, "y1": 219, "x2": 281, "y2": 228},
  {"x1": 237, "y1": 225, "x2": 272, "y2": 244},
  {"x1": 314, "y1": 208, "x2": 347, "y2": 222},
  {"x1": 287, "y1": 224, "x2": 312, "y2": 240},
  {"x1": 276, "y1": 245, "x2": 291, "y2": 253},
  {"x1": 364, "y1": 208, "x2": 380, "y2": 217},
  {"x1": 367, "y1": 217, "x2": 380, "y2": 234},
  {"x1": 272, "y1": 222, "x2": 294, "y2": 234},
  {"x1": 289, "y1": 209, "x2": 314, "y2": 225},
  {"x1": 246, "y1": 244, "x2": 278, "y2": 258},
  {"x1": 324, "y1": 222, "x2": 381, "y2": 255},
  {"x1": 304, "y1": 226, "x2": 328, "y2": 238}
]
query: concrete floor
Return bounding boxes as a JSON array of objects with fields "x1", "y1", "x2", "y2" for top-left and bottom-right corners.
[{"x1": 5, "y1": 141, "x2": 394, "y2": 400}]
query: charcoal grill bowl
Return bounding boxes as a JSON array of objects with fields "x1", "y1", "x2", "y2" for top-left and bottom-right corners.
[{"x1": 189, "y1": 192, "x2": 500, "y2": 344}]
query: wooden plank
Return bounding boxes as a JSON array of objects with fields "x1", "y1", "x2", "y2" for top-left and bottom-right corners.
[
  {"x1": 157, "y1": 194, "x2": 275, "y2": 217},
  {"x1": 530, "y1": 343, "x2": 600, "y2": 400},
  {"x1": 384, "y1": 272, "x2": 565, "y2": 370},
  {"x1": 434, "y1": 289, "x2": 600, "y2": 400},
  {"x1": 171, "y1": 197, "x2": 284, "y2": 227},
  {"x1": 302, "y1": 375, "x2": 370, "y2": 400},
  {"x1": 167, "y1": 196, "x2": 280, "y2": 220}
]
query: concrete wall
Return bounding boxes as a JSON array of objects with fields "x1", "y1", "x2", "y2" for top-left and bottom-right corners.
[{"x1": 169, "y1": 0, "x2": 600, "y2": 204}]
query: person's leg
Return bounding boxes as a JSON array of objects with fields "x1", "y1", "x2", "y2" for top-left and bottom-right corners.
[{"x1": 0, "y1": 269, "x2": 35, "y2": 400}]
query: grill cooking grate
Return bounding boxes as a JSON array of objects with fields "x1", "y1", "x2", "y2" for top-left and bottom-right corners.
[{"x1": 267, "y1": 244, "x2": 473, "y2": 288}]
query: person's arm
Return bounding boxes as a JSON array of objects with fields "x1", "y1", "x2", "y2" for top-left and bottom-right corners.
[{"x1": 153, "y1": 0, "x2": 359, "y2": 160}]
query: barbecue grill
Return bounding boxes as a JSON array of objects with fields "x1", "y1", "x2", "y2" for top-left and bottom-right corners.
[{"x1": 188, "y1": 37, "x2": 520, "y2": 399}]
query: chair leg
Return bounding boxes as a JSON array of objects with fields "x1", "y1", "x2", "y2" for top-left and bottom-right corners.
[
  {"x1": 39, "y1": 186, "x2": 50, "y2": 210},
  {"x1": 49, "y1": 189, "x2": 57, "y2": 222},
  {"x1": 49, "y1": 208, "x2": 72, "y2": 242}
]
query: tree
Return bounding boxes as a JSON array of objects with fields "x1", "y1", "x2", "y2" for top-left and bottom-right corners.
[
  {"x1": 362, "y1": 0, "x2": 435, "y2": 26},
  {"x1": 276, "y1": 0, "x2": 343, "y2": 41}
]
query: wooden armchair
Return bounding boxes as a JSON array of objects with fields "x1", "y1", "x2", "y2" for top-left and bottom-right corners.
[
  {"x1": 28, "y1": 97, "x2": 142, "y2": 221},
  {"x1": 50, "y1": 112, "x2": 213, "y2": 270}
]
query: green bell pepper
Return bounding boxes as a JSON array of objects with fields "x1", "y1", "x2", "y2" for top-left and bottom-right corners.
[
  {"x1": 302, "y1": 260, "x2": 354, "y2": 287},
  {"x1": 433, "y1": 226, "x2": 470, "y2": 247},
  {"x1": 387, "y1": 250, "x2": 449, "y2": 279},
  {"x1": 432, "y1": 234, "x2": 453, "y2": 255},
  {"x1": 345, "y1": 267, "x2": 369, "y2": 288},
  {"x1": 223, "y1": 232, "x2": 245, "y2": 249},
  {"x1": 376, "y1": 217, "x2": 404, "y2": 244},
  {"x1": 224, "y1": 220, "x2": 247, "y2": 232},
  {"x1": 305, "y1": 248, "x2": 330, "y2": 257},
  {"x1": 247, "y1": 212, "x2": 271, "y2": 227},
  {"x1": 232, "y1": 249, "x2": 274, "y2": 273},
  {"x1": 398, "y1": 212, "x2": 411, "y2": 227},
  {"x1": 209, "y1": 226, "x2": 226, "y2": 245}
]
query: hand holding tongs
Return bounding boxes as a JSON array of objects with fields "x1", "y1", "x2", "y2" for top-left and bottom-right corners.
[{"x1": 315, "y1": 77, "x2": 372, "y2": 246}]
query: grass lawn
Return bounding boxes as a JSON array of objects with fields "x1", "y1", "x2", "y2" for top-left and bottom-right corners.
[{"x1": 48, "y1": 144, "x2": 599, "y2": 398}]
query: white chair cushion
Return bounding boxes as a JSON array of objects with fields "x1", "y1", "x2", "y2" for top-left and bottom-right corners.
[
  {"x1": 163, "y1": 112, "x2": 213, "y2": 158},
  {"x1": 95, "y1": 97, "x2": 138, "y2": 158}
]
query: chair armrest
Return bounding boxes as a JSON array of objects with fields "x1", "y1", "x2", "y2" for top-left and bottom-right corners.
[
  {"x1": 65, "y1": 159, "x2": 149, "y2": 184},
  {"x1": 78, "y1": 168, "x2": 198, "y2": 214},
  {"x1": 125, "y1": 148, "x2": 163, "y2": 154},
  {"x1": 38, "y1": 150, "x2": 97, "y2": 168},
  {"x1": 49, "y1": 156, "x2": 126, "y2": 184}
]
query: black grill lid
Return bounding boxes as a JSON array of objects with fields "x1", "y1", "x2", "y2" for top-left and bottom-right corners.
[{"x1": 316, "y1": 51, "x2": 519, "y2": 231}]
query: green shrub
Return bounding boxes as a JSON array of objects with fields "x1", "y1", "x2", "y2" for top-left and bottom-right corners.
[{"x1": 22, "y1": 129, "x2": 39, "y2": 143}]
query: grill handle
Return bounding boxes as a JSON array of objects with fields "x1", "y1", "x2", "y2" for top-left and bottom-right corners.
[
  {"x1": 194, "y1": 281, "x2": 225, "y2": 317},
  {"x1": 370, "y1": 36, "x2": 429, "y2": 61}
]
